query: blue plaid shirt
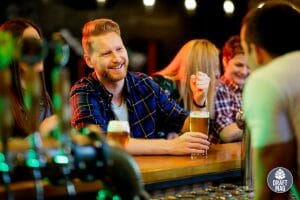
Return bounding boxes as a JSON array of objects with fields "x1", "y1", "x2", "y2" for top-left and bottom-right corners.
[{"x1": 69, "y1": 71, "x2": 188, "y2": 139}]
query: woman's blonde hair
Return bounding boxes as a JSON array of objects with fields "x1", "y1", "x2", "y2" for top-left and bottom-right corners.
[{"x1": 154, "y1": 39, "x2": 220, "y2": 117}]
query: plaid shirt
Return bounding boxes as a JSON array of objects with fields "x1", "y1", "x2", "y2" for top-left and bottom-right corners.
[
  {"x1": 211, "y1": 75, "x2": 243, "y2": 143},
  {"x1": 69, "y1": 71, "x2": 188, "y2": 139}
]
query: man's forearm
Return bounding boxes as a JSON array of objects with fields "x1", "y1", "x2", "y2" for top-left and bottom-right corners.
[
  {"x1": 126, "y1": 138, "x2": 172, "y2": 155},
  {"x1": 219, "y1": 123, "x2": 243, "y2": 143}
]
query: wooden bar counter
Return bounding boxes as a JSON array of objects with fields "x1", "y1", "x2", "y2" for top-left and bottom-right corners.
[
  {"x1": 135, "y1": 142, "x2": 242, "y2": 190},
  {"x1": 0, "y1": 142, "x2": 242, "y2": 199}
]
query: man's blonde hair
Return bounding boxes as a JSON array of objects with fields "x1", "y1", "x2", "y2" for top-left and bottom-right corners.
[{"x1": 82, "y1": 18, "x2": 121, "y2": 55}]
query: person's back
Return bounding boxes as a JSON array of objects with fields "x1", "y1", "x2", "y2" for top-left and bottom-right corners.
[
  {"x1": 241, "y1": 1, "x2": 300, "y2": 198},
  {"x1": 246, "y1": 51, "x2": 300, "y2": 140},
  {"x1": 243, "y1": 50, "x2": 300, "y2": 197}
]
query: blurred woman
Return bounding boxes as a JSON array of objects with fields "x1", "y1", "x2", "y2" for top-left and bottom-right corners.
[
  {"x1": 152, "y1": 39, "x2": 220, "y2": 116},
  {"x1": 0, "y1": 18, "x2": 53, "y2": 137}
]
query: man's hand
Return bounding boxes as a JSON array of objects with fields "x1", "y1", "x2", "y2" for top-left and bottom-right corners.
[
  {"x1": 167, "y1": 131, "x2": 210, "y2": 155},
  {"x1": 126, "y1": 132, "x2": 210, "y2": 155}
]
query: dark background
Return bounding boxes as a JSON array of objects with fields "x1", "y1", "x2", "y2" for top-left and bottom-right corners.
[{"x1": 1, "y1": 0, "x2": 299, "y2": 83}]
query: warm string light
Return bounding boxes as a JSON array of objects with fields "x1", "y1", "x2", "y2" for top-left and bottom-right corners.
[
  {"x1": 143, "y1": 0, "x2": 155, "y2": 7},
  {"x1": 96, "y1": 0, "x2": 239, "y2": 16},
  {"x1": 185, "y1": 0, "x2": 197, "y2": 11},
  {"x1": 96, "y1": 0, "x2": 106, "y2": 3},
  {"x1": 257, "y1": 2, "x2": 265, "y2": 8},
  {"x1": 223, "y1": 0, "x2": 235, "y2": 15}
]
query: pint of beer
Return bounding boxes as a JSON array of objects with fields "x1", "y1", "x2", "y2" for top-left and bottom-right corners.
[
  {"x1": 190, "y1": 110, "x2": 210, "y2": 159},
  {"x1": 189, "y1": 111, "x2": 209, "y2": 134},
  {"x1": 106, "y1": 120, "x2": 130, "y2": 148}
]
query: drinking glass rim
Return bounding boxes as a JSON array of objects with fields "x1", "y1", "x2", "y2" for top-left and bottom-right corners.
[{"x1": 190, "y1": 110, "x2": 209, "y2": 118}]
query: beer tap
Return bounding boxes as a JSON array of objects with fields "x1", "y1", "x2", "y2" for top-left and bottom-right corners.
[
  {"x1": 100, "y1": 146, "x2": 150, "y2": 200},
  {"x1": 73, "y1": 127, "x2": 150, "y2": 200},
  {"x1": 236, "y1": 110, "x2": 253, "y2": 189},
  {"x1": 0, "y1": 30, "x2": 15, "y2": 200},
  {"x1": 48, "y1": 35, "x2": 76, "y2": 197},
  {"x1": 18, "y1": 37, "x2": 47, "y2": 200}
]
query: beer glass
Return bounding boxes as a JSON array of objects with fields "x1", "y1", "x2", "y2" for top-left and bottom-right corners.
[
  {"x1": 106, "y1": 120, "x2": 130, "y2": 149},
  {"x1": 189, "y1": 111, "x2": 209, "y2": 159}
]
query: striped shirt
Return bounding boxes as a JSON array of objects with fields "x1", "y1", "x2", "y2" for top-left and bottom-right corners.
[{"x1": 69, "y1": 71, "x2": 188, "y2": 138}]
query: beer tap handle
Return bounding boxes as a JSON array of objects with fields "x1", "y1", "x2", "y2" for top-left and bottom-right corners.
[
  {"x1": 26, "y1": 131, "x2": 44, "y2": 200},
  {"x1": 18, "y1": 37, "x2": 47, "y2": 200},
  {"x1": 49, "y1": 38, "x2": 77, "y2": 197},
  {"x1": 23, "y1": 69, "x2": 45, "y2": 200},
  {"x1": 101, "y1": 146, "x2": 150, "y2": 199},
  {"x1": 0, "y1": 30, "x2": 15, "y2": 200},
  {"x1": 0, "y1": 94, "x2": 14, "y2": 200},
  {"x1": 236, "y1": 110, "x2": 253, "y2": 188},
  {"x1": 0, "y1": 96, "x2": 14, "y2": 200},
  {"x1": 79, "y1": 127, "x2": 149, "y2": 199}
]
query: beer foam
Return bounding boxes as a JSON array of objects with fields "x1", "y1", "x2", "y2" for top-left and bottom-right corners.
[
  {"x1": 190, "y1": 111, "x2": 209, "y2": 118},
  {"x1": 107, "y1": 120, "x2": 130, "y2": 133}
]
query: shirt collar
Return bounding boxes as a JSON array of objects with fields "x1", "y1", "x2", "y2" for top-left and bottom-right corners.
[
  {"x1": 220, "y1": 75, "x2": 242, "y2": 92},
  {"x1": 90, "y1": 71, "x2": 132, "y2": 100}
]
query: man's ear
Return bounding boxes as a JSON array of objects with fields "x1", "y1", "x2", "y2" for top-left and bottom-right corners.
[
  {"x1": 84, "y1": 54, "x2": 94, "y2": 69},
  {"x1": 250, "y1": 44, "x2": 268, "y2": 65}
]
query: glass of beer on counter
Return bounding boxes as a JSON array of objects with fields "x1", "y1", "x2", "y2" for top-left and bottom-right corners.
[
  {"x1": 106, "y1": 120, "x2": 130, "y2": 149},
  {"x1": 189, "y1": 110, "x2": 210, "y2": 159}
]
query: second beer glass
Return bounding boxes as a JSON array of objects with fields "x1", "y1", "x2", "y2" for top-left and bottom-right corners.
[
  {"x1": 189, "y1": 111, "x2": 209, "y2": 159},
  {"x1": 106, "y1": 120, "x2": 130, "y2": 149}
]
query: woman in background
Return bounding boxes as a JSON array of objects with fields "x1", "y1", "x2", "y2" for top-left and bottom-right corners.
[
  {"x1": 0, "y1": 18, "x2": 53, "y2": 137},
  {"x1": 213, "y1": 35, "x2": 250, "y2": 143},
  {"x1": 152, "y1": 39, "x2": 220, "y2": 113},
  {"x1": 152, "y1": 39, "x2": 220, "y2": 138}
]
